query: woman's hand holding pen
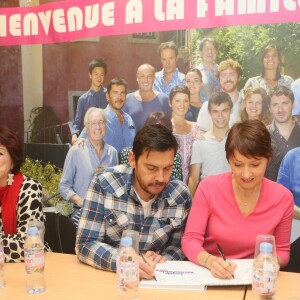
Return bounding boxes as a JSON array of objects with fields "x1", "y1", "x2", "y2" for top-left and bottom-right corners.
[{"x1": 209, "y1": 257, "x2": 237, "y2": 279}]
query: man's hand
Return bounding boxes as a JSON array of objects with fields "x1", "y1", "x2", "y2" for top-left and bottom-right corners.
[
  {"x1": 73, "y1": 138, "x2": 86, "y2": 147},
  {"x1": 144, "y1": 251, "x2": 167, "y2": 264},
  {"x1": 71, "y1": 195, "x2": 84, "y2": 207},
  {"x1": 139, "y1": 255, "x2": 155, "y2": 280},
  {"x1": 71, "y1": 134, "x2": 78, "y2": 145},
  {"x1": 195, "y1": 130, "x2": 206, "y2": 140},
  {"x1": 139, "y1": 251, "x2": 167, "y2": 280}
]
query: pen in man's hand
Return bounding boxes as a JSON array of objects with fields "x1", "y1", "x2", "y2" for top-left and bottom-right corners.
[
  {"x1": 140, "y1": 253, "x2": 157, "y2": 281},
  {"x1": 217, "y1": 243, "x2": 235, "y2": 278}
]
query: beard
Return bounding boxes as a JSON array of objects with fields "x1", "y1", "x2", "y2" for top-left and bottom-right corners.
[{"x1": 134, "y1": 172, "x2": 166, "y2": 199}]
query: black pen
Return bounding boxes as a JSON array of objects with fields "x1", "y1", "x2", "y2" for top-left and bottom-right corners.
[
  {"x1": 140, "y1": 253, "x2": 157, "y2": 281},
  {"x1": 217, "y1": 243, "x2": 235, "y2": 278}
]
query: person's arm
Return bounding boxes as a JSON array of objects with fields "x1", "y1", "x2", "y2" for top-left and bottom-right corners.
[
  {"x1": 152, "y1": 74, "x2": 161, "y2": 93},
  {"x1": 277, "y1": 155, "x2": 291, "y2": 191},
  {"x1": 159, "y1": 188, "x2": 192, "y2": 261},
  {"x1": 273, "y1": 191, "x2": 294, "y2": 268},
  {"x1": 181, "y1": 181, "x2": 236, "y2": 279},
  {"x1": 59, "y1": 148, "x2": 80, "y2": 205},
  {"x1": 76, "y1": 175, "x2": 121, "y2": 271},
  {"x1": 294, "y1": 205, "x2": 300, "y2": 219},
  {"x1": 71, "y1": 98, "x2": 85, "y2": 144},
  {"x1": 1, "y1": 177, "x2": 44, "y2": 262},
  {"x1": 241, "y1": 77, "x2": 255, "y2": 97},
  {"x1": 181, "y1": 182, "x2": 210, "y2": 263},
  {"x1": 196, "y1": 102, "x2": 211, "y2": 132},
  {"x1": 188, "y1": 163, "x2": 201, "y2": 198}
]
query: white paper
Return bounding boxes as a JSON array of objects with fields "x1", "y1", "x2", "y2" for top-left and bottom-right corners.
[{"x1": 139, "y1": 259, "x2": 253, "y2": 290}]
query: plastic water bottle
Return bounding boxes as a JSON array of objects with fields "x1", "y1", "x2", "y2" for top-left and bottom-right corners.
[
  {"x1": 117, "y1": 236, "x2": 139, "y2": 300},
  {"x1": 252, "y1": 242, "x2": 278, "y2": 299},
  {"x1": 0, "y1": 237, "x2": 5, "y2": 288},
  {"x1": 24, "y1": 226, "x2": 46, "y2": 294}
]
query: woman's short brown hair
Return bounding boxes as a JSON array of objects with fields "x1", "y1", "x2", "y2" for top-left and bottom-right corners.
[{"x1": 225, "y1": 120, "x2": 272, "y2": 161}]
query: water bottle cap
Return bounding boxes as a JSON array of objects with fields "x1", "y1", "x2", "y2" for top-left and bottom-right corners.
[
  {"x1": 27, "y1": 226, "x2": 39, "y2": 235},
  {"x1": 260, "y1": 242, "x2": 273, "y2": 253},
  {"x1": 120, "y1": 236, "x2": 133, "y2": 247}
]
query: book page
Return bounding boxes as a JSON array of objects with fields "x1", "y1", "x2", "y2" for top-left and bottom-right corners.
[{"x1": 139, "y1": 259, "x2": 253, "y2": 290}]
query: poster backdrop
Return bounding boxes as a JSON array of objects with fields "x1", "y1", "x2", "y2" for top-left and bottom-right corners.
[{"x1": 1, "y1": 0, "x2": 300, "y2": 46}]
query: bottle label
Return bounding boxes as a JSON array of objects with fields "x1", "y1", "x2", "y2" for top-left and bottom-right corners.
[
  {"x1": 117, "y1": 261, "x2": 139, "y2": 285},
  {"x1": 252, "y1": 268, "x2": 277, "y2": 294},
  {"x1": 25, "y1": 249, "x2": 45, "y2": 271}
]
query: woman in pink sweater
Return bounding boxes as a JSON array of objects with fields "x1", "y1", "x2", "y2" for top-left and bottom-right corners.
[{"x1": 181, "y1": 119, "x2": 293, "y2": 279}]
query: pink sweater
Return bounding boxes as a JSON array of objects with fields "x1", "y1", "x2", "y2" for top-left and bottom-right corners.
[{"x1": 181, "y1": 173, "x2": 294, "y2": 267}]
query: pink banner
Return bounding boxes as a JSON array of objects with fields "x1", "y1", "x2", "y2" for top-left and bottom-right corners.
[{"x1": 1, "y1": 0, "x2": 300, "y2": 46}]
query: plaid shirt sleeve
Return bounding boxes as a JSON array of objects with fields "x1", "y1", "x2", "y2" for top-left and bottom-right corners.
[
  {"x1": 152, "y1": 182, "x2": 192, "y2": 261},
  {"x1": 76, "y1": 175, "x2": 119, "y2": 272}
]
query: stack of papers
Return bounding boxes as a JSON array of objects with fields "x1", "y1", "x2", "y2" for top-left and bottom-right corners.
[{"x1": 140, "y1": 259, "x2": 253, "y2": 291}]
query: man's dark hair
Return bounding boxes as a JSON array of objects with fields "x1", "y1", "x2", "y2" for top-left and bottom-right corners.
[
  {"x1": 107, "y1": 78, "x2": 128, "y2": 94},
  {"x1": 208, "y1": 92, "x2": 233, "y2": 112},
  {"x1": 144, "y1": 112, "x2": 173, "y2": 131},
  {"x1": 269, "y1": 85, "x2": 294, "y2": 103},
  {"x1": 132, "y1": 124, "x2": 178, "y2": 161},
  {"x1": 89, "y1": 58, "x2": 107, "y2": 75}
]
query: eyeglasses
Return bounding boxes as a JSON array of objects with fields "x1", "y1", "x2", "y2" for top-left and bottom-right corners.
[{"x1": 88, "y1": 120, "x2": 105, "y2": 127}]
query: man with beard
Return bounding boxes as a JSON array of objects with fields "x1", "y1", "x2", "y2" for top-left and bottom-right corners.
[
  {"x1": 76, "y1": 124, "x2": 192, "y2": 279},
  {"x1": 124, "y1": 63, "x2": 171, "y2": 131},
  {"x1": 197, "y1": 59, "x2": 243, "y2": 131},
  {"x1": 265, "y1": 86, "x2": 300, "y2": 181}
]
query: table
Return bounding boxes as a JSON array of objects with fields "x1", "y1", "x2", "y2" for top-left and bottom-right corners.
[
  {"x1": 245, "y1": 271, "x2": 300, "y2": 299},
  {"x1": 0, "y1": 253, "x2": 246, "y2": 300},
  {"x1": 1, "y1": 253, "x2": 300, "y2": 300}
]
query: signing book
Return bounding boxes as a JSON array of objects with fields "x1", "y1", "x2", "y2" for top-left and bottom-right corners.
[{"x1": 139, "y1": 259, "x2": 253, "y2": 291}]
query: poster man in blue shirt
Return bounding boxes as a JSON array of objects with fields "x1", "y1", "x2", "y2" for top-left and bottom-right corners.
[
  {"x1": 104, "y1": 78, "x2": 136, "y2": 152},
  {"x1": 153, "y1": 41, "x2": 185, "y2": 96}
]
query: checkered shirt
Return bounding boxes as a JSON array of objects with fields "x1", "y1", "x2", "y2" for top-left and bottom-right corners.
[{"x1": 76, "y1": 164, "x2": 192, "y2": 272}]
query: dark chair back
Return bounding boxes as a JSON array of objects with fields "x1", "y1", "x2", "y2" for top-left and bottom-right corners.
[
  {"x1": 282, "y1": 237, "x2": 300, "y2": 273},
  {"x1": 44, "y1": 212, "x2": 76, "y2": 255}
]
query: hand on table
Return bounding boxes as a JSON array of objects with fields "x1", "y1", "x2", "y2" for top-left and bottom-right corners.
[
  {"x1": 139, "y1": 255, "x2": 155, "y2": 280},
  {"x1": 209, "y1": 257, "x2": 237, "y2": 279},
  {"x1": 144, "y1": 251, "x2": 167, "y2": 264},
  {"x1": 139, "y1": 251, "x2": 167, "y2": 280}
]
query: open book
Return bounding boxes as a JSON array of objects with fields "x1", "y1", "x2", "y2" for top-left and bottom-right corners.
[{"x1": 140, "y1": 259, "x2": 253, "y2": 291}]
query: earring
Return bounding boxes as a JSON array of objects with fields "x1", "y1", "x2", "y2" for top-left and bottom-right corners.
[{"x1": 7, "y1": 173, "x2": 14, "y2": 186}]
